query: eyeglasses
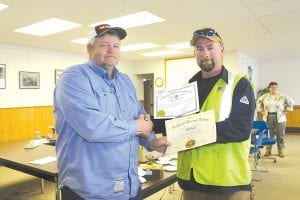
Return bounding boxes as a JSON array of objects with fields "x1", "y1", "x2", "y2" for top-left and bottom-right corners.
[
  {"x1": 95, "y1": 24, "x2": 111, "y2": 34},
  {"x1": 193, "y1": 28, "x2": 222, "y2": 40}
]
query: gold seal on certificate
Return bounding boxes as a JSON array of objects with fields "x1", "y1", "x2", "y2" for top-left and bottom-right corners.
[
  {"x1": 157, "y1": 110, "x2": 166, "y2": 117},
  {"x1": 165, "y1": 110, "x2": 216, "y2": 155},
  {"x1": 185, "y1": 139, "x2": 196, "y2": 148},
  {"x1": 154, "y1": 82, "x2": 199, "y2": 119}
]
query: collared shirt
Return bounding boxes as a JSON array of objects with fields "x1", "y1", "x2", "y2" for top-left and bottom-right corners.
[
  {"x1": 53, "y1": 60, "x2": 156, "y2": 200},
  {"x1": 256, "y1": 92, "x2": 294, "y2": 123}
]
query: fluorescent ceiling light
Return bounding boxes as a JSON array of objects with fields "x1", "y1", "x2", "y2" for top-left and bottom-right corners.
[
  {"x1": 166, "y1": 42, "x2": 190, "y2": 50},
  {"x1": 0, "y1": 3, "x2": 9, "y2": 11},
  {"x1": 90, "y1": 11, "x2": 165, "y2": 29},
  {"x1": 141, "y1": 50, "x2": 183, "y2": 57},
  {"x1": 70, "y1": 37, "x2": 88, "y2": 45},
  {"x1": 14, "y1": 18, "x2": 81, "y2": 36},
  {"x1": 121, "y1": 43, "x2": 159, "y2": 52}
]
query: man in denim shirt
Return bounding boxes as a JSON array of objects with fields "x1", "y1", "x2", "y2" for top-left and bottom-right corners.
[{"x1": 54, "y1": 24, "x2": 170, "y2": 200}]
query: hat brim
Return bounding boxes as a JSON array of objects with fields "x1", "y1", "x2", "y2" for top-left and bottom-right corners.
[{"x1": 190, "y1": 35, "x2": 222, "y2": 46}]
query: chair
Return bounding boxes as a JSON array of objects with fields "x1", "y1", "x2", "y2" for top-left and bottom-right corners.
[
  {"x1": 252, "y1": 120, "x2": 277, "y2": 163},
  {"x1": 249, "y1": 120, "x2": 277, "y2": 181},
  {"x1": 249, "y1": 125, "x2": 266, "y2": 181}
]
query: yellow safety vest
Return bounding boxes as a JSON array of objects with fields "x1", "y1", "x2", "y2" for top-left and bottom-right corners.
[{"x1": 177, "y1": 72, "x2": 252, "y2": 186}]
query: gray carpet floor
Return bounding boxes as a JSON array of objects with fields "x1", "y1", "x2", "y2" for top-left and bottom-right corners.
[{"x1": 0, "y1": 134, "x2": 299, "y2": 200}]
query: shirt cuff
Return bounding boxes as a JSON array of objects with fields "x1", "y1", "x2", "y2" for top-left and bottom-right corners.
[{"x1": 145, "y1": 132, "x2": 157, "y2": 151}]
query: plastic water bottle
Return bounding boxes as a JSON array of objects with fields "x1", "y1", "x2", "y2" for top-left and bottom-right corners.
[{"x1": 36, "y1": 131, "x2": 41, "y2": 139}]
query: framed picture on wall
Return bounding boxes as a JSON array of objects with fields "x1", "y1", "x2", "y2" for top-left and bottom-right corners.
[
  {"x1": 19, "y1": 71, "x2": 40, "y2": 89},
  {"x1": 55, "y1": 69, "x2": 64, "y2": 85},
  {"x1": 247, "y1": 65, "x2": 253, "y2": 81},
  {"x1": 0, "y1": 64, "x2": 6, "y2": 89}
]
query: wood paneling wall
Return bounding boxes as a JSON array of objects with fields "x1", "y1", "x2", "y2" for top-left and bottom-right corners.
[
  {"x1": 0, "y1": 105, "x2": 299, "y2": 143},
  {"x1": 287, "y1": 105, "x2": 300, "y2": 128},
  {"x1": 0, "y1": 106, "x2": 54, "y2": 143}
]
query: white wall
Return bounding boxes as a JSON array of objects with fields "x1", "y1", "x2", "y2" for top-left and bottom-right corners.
[
  {"x1": 237, "y1": 51, "x2": 258, "y2": 94},
  {"x1": 257, "y1": 58, "x2": 300, "y2": 104},
  {"x1": 131, "y1": 60, "x2": 165, "y2": 100},
  {"x1": 165, "y1": 57, "x2": 198, "y2": 88},
  {"x1": 163, "y1": 51, "x2": 257, "y2": 89},
  {"x1": 0, "y1": 44, "x2": 135, "y2": 108},
  {"x1": 1, "y1": 42, "x2": 297, "y2": 108}
]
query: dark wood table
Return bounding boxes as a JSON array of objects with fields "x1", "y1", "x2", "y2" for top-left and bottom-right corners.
[
  {"x1": 0, "y1": 140, "x2": 57, "y2": 182},
  {"x1": 142, "y1": 170, "x2": 177, "y2": 198},
  {"x1": 0, "y1": 140, "x2": 177, "y2": 199},
  {"x1": 0, "y1": 140, "x2": 59, "y2": 199}
]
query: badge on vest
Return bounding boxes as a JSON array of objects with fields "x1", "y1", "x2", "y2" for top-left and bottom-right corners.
[{"x1": 240, "y1": 96, "x2": 249, "y2": 105}]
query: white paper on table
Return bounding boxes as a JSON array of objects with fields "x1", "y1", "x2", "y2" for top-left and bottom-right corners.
[
  {"x1": 153, "y1": 82, "x2": 199, "y2": 119},
  {"x1": 138, "y1": 167, "x2": 147, "y2": 183},
  {"x1": 29, "y1": 156, "x2": 57, "y2": 165},
  {"x1": 165, "y1": 110, "x2": 216, "y2": 155}
]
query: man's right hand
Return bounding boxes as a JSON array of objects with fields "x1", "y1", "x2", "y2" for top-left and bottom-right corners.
[{"x1": 136, "y1": 114, "x2": 153, "y2": 137}]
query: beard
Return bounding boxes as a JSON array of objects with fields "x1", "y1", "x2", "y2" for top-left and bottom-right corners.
[{"x1": 198, "y1": 59, "x2": 215, "y2": 72}]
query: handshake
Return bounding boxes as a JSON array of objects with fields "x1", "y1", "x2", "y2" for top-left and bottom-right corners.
[
  {"x1": 136, "y1": 114, "x2": 171, "y2": 154},
  {"x1": 136, "y1": 114, "x2": 153, "y2": 137}
]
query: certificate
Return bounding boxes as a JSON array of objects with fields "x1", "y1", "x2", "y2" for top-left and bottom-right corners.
[
  {"x1": 154, "y1": 82, "x2": 199, "y2": 119},
  {"x1": 165, "y1": 110, "x2": 216, "y2": 155}
]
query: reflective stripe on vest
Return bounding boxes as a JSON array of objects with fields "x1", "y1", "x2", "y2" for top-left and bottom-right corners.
[{"x1": 219, "y1": 73, "x2": 236, "y2": 121}]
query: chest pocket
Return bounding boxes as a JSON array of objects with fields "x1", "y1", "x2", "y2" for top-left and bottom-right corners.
[{"x1": 94, "y1": 88, "x2": 119, "y2": 116}]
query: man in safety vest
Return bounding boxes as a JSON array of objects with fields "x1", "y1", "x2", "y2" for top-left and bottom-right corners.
[{"x1": 177, "y1": 28, "x2": 255, "y2": 200}]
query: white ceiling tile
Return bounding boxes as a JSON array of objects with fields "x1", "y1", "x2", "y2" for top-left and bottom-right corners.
[
  {"x1": 248, "y1": 0, "x2": 300, "y2": 16},
  {"x1": 0, "y1": 0, "x2": 299, "y2": 62}
]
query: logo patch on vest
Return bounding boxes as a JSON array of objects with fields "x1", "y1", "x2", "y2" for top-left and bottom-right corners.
[{"x1": 240, "y1": 96, "x2": 249, "y2": 105}]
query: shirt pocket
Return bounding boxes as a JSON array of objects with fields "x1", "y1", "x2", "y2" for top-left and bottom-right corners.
[{"x1": 94, "y1": 88, "x2": 118, "y2": 115}]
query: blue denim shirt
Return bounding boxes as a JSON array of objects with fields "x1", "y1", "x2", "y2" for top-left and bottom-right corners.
[{"x1": 53, "y1": 60, "x2": 156, "y2": 200}]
